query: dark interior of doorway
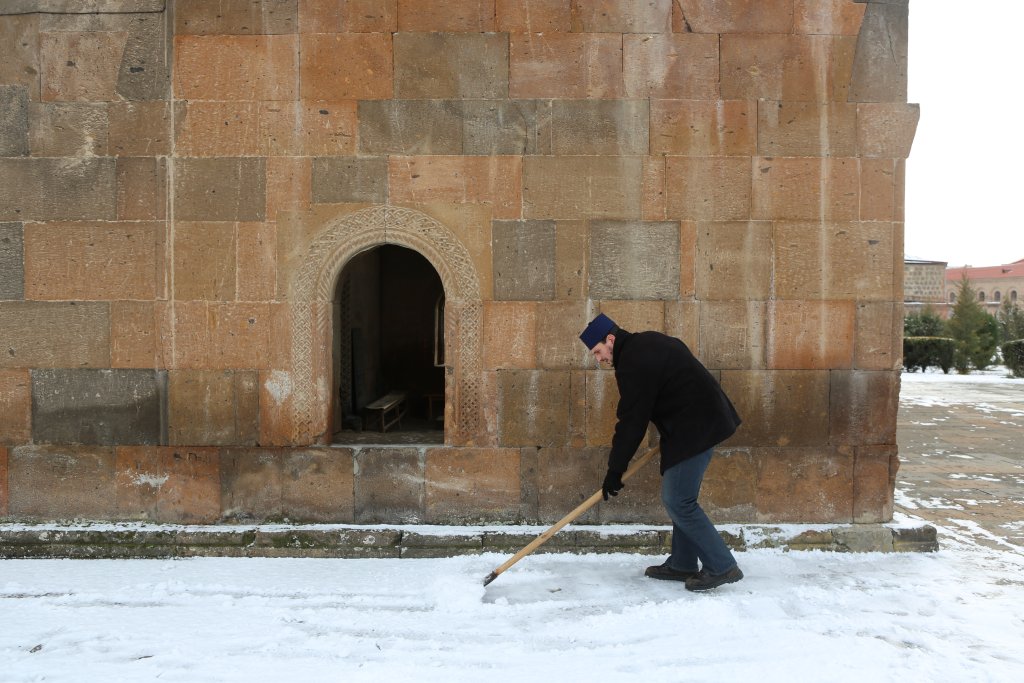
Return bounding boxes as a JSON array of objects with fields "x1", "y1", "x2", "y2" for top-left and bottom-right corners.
[{"x1": 332, "y1": 245, "x2": 445, "y2": 445}]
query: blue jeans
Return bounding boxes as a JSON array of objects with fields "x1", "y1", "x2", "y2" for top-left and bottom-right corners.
[{"x1": 661, "y1": 448, "x2": 737, "y2": 576}]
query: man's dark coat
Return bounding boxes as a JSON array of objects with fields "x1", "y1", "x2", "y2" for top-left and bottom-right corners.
[{"x1": 609, "y1": 330, "x2": 741, "y2": 475}]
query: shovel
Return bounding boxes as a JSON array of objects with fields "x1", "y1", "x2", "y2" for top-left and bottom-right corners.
[{"x1": 483, "y1": 446, "x2": 660, "y2": 586}]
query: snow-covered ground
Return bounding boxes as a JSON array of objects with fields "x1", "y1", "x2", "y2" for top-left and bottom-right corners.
[{"x1": 2, "y1": 369, "x2": 1023, "y2": 682}]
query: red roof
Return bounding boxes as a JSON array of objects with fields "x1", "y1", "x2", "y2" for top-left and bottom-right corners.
[{"x1": 946, "y1": 259, "x2": 1024, "y2": 282}]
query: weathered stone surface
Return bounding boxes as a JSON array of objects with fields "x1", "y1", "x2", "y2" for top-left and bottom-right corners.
[
  {"x1": 849, "y1": 0, "x2": 908, "y2": 102},
  {"x1": 0, "y1": 302, "x2": 110, "y2": 368},
  {"x1": 358, "y1": 100, "x2": 463, "y2": 155},
  {"x1": 116, "y1": 157, "x2": 166, "y2": 221},
  {"x1": 755, "y1": 446, "x2": 854, "y2": 523},
  {"x1": 829, "y1": 370, "x2": 899, "y2": 446},
  {"x1": 115, "y1": 12, "x2": 169, "y2": 101},
  {"x1": 266, "y1": 157, "x2": 310, "y2": 221},
  {"x1": 679, "y1": 0, "x2": 794, "y2": 33},
  {"x1": 397, "y1": 0, "x2": 495, "y2": 31},
  {"x1": 300, "y1": 33, "x2": 392, "y2": 100},
  {"x1": 535, "y1": 302, "x2": 588, "y2": 369},
  {"x1": 794, "y1": 0, "x2": 865, "y2": 35},
  {"x1": 859, "y1": 157, "x2": 898, "y2": 221},
  {"x1": 0, "y1": 86, "x2": 29, "y2": 156},
  {"x1": 854, "y1": 301, "x2": 900, "y2": 371},
  {"x1": 171, "y1": 222, "x2": 236, "y2": 301},
  {"x1": 1, "y1": 1, "x2": 164, "y2": 12},
  {"x1": 510, "y1": 33, "x2": 623, "y2": 99},
  {"x1": 175, "y1": 35, "x2": 298, "y2": 101},
  {"x1": 236, "y1": 222, "x2": 277, "y2": 301},
  {"x1": 767, "y1": 300, "x2": 856, "y2": 370},
  {"x1": 108, "y1": 101, "x2": 170, "y2": 156},
  {"x1": 492, "y1": 219, "x2": 556, "y2": 301},
  {"x1": 547, "y1": 99, "x2": 648, "y2": 156},
  {"x1": 482, "y1": 301, "x2": 537, "y2": 370},
  {"x1": 354, "y1": 448, "x2": 424, "y2": 523},
  {"x1": 0, "y1": 15, "x2": 40, "y2": 101},
  {"x1": 623, "y1": 33, "x2": 718, "y2": 99},
  {"x1": 757, "y1": 101, "x2": 857, "y2": 157},
  {"x1": 497, "y1": 369, "x2": 571, "y2": 447},
  {"x1": 282, "y1": 449, "x2": 354, "y2": 523},
  {"x1": 27, "y1": 102, "x2": 106, "y2": 157},
  {"x1": 114, "y1": 446, "x2": 218, "y2": 522},
  {"x1": 524, "y1": 156, "x2": 642, "y2": 219},
  {"x1": 165, "y1": 302, "x2": 285, "y2": 370},
  {"x1": 394, "y1": 32, "x2": 508, "y2": 99},
  {"x1": 695, "y1": 221, "x2": 773, "y2": 301},
  {"x1": 8, "y1": 445, "x2": 117, "y2": 519},
  {"x1": 665, "y1": 157, "x2": 751, "y2": 221},
  {"x1": 463, "y1": 100, "x2": 547, "y2": 155},
  {"x1": 554, "y1": 219, "x2": 587, "y2": 299},
  {"x1": 857, "y1": 103, "x2": 919, "y2": 158},
  {"x1": 536, "y1": 447, "x2": 604, "y2": 523},
  {"x1": 578, "y1": 0, "x2": 671, "y2": 32},
  {"x1": 496, "y1": 0, "x2": 571, "y2": 32},
  {"x1": 721, "y1": 34, "x2": 856, "y2": 102},
  {"x1": 853, "y1": 444, "x2": 896, "y2": 523},
  {"x1": 169, "y1": 370, "x2": 258, "y2": 447},
  {"x1": 700, "y1": 301, "x2": 767, "y2": 370},
  {"x1": 389, "y1": 156, "x2": 521, "y2": 219},
  {"x1": 589, "y1": 220, "x2": 680, "y2": 300},
  {"x1": 721, "y1": 370, "x2": 830, "y2": 447},
  {"x1": 582, "y1": 369, "x2": 617, "y2": 446},
  {"x1": 175, "y1": 0, "x2": 298, "y2": 35},
  {"x1": 0, "y1": 370, "x2": 31, "y2": 445},
  {"x1": 32, "y1": 369, "x2": 167, "y2": 446},
  {"x1": 24, "y1": 221, "x2": 161, "y2": 301},
  {"x1": 701, "y1": 448, "x2": 756, "y2": 522},
  {"x1": 0, "y1": 158, "x2": 116, "y2": 221},
  {"x1": 773, "y1": 221, "x2": 894, "y2": 300},
  {"x1": 111, "y1": 301, "x2": 164, "y2": 368},
  {"x1": 219, "y1": 449, "x2": 285, "y2": 520},
  {"x1": 752, "y1": 157, "x2": 859, "y2": 221},
  {"x1": 598, "y1": 301, "x2": 666, "y2": 335},
  {"x1": 664, "y1": 300, "x2": 699, "y2": 351},
  {"x1": 650, "y1": 99, "x2": 754, "y2": 156},
  {"x1": 40, "y1": 31, "x2": 127, "y2": 102},
  {"x1": 425, "y1": 448, "x2": 521, "y2": 523},
  {"x1": 0, "y1": 223, "x2": 24, "y2": 301},
  {"x1": 173, "y1": 157, "x2": 266, "y2": 222},
  {"x1": 299, "y1": 0, "x2": 397, "y2": 33},
  {"x1": 0, "y1": 446, "x2": 7, "y2": 515}
]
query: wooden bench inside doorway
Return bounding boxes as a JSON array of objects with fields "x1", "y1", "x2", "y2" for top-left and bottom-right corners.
[{"x1": 365, "y1": 391, "x2": 407, "y2": 432}]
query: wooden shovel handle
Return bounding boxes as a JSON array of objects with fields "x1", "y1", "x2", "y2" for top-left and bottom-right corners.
[{"x1": 483, "y1": 446, "x2": 660, "y2": 586}]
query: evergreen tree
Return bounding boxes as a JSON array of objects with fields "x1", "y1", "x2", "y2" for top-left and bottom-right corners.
[
  {"x1": 904, "y1": 306, "x2": 947, "y2": 337},
  {"x1": 996, "y1": 298, "x2": 1024, "y2": 343},
  {"x1": 946, "y1": 275, "x2": 990, "y2": 373}
]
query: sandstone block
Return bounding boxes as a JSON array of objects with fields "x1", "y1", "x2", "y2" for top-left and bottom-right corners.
[
  {"x1": 482, "y1": 301, "x2": 537, "y2": 369},
  {"x1": 752, "y1": 157, "x2": 859, "y2": 221},
  {"x1": 859, "y1": 158, "x2": 898, "y2": 221},
  {"x1": 397, "y1": 0, "x2": 495, "y2": 31},
  {"x1": 721, "y1": 34, "x2": 856, "y2": 102},
  {"x1": 857, "y1": 103, "x2": 919, "y2": 158},
  {"x1": 117, "y1": 157, "x2": 166, "y2": 221},
  {"x1": 40, "y1": 31, "x2": 127, "y2": 102},
  {"x1": 583, "y1": 370, "x2": 618, "y2": 447},
  {"x1": 523, "y1": 156, "x2": 642, "y2": 219},
  {"x1": 111, "y1": 301, "x2": 164, "y2": 368},
  {"x1": 829, "y1": 370, "x2": 899, "y2": 446},
  {"x1": 535, "y1": 302, "x2": 588, "y2": 369},
  {"x1": 794, "y1": 0, "x2": 865, "y2": 36},
  {"x1": 757, "y1": 101, "x2": 857, "y2": 157},
  {"x1": 510, "y1": 33, "x2": 623, "y2": 99},
  {"x1": 773, "y1": 221, "x2": 894, "y2": 300},
  {"x1": 754, "y1": 446, "x2": 854, "y2": 523},
  {"x1": 598, "y1": 301, "x2": 665, "y2": 335},
  {"x1": 266, "y1": 157, "x2": 311, "y2": 222},
  {"x1": 358, "y1": 100, "x2": 463, "y2": 155},
  {"x1": 0, "y1": 302, "x2": 110, "y2": 369},
  {"x1": 0, "y1": 158, "x2": 116, "y2": 221},
  {"x1": 410, "y1": 202, "x2": 495, "y2": 301},
  {"x1": 492, "y1": 219, "x2": 556, "y2": 301},
  {"x1": 300, "y1": 33, "x2": 392, "y2": 100},
  {"x1": 8, "y1": 445, "x2": 117, "y2": 519},
  {"x1": 169, "y1": 370, "x2": 259, "y2": 447},
  {"x1": 0, "y1": 370, "x2": 31, "y2": 445},
  {"x1": 665, "y1": 157, "x2": 751, "y2": 221},
  {"x1": 463, "y1": 100, "x2": 547, "y2": 155},
  {"x1": 173, "y1": 101, "x2": 261, "y2": 157},
  {"x1": 174, "y1": 157, "x2": 266, "y2": 222},
  {"x1": 589, "y1": 220, "x2": 680, "y2": 300},
  {"x1": 394, "y1": 32, "x2": 508, "y2": 99},
  {"x1": 650, "y1": 100, "x2": 754, "y2": 156},
  {"x1": 174, "y1": 0, "x2": 298, "y2": 35},
  {"x1": 578, "y1": 0, "x2": 671, "y2": 32},
  {"x1": 699, "y1": 300, "x2": 766, "y2": 369},
  {"x1": 849, "y1": 1, "x2": 908, "y2": 102},
  {"x1": 220, "y1": 449, "x2": 285, "y2": 520},
  {"x1": 554, "y1": 220, "x2": 587, "y2": 299},
  {"x1": 282, "y1": 449, "x2": 355, "y2": 522},
  {"x1": 389, "y1": 156, "x2": 521, "y2": 219},
  {"x1": 0, "y1": 15, "x2": 40, "y2": 101},
  {"x1": 642, "y1": 156, "x2": 666, "y2": 220},
  {"x1": 720, "y1": 370, "x2": 830, "y2": 447},
  {"x1": 32, "y1": 369, "x2": 167, "y2": 446},
  {"x1": 701, "y1": 449, "x2": 756, "y2": 523},
  {"x1": 299, "y1": 0, "x2": 397, "y2": 33},
  {"x1": 114, "y1": 11, "x2": 169, "y2": 102},
  {"x1": 108, "y1": 101, "x2": 170, "y2": 156},
  {"x1": 0, "y1": 446, "x2": 6, "y2": 516},
  {"x1": 855, "y1": 302, "x2": 900, "y2": 371},
  {"x1": 172, "y1": 222, "x2": 236, "y2": 301},
  {"x1": 167, "y1": 302, "x2": 283, "y2": 370},
  {"x1": 853, "y1": 444, "x2": 897, "y2": 523},
  {"x1": 175, "y1": 35, "x2": 298, "y2": 101},
  {"x1": 236, "y1": 222, "x2": 278, "y2": 301},
  {"x1": 664, "y1": 301, "x2": 699, "y2": 351},
  {"x1": 679, "y1": 0, "x2": 794, "y2": 33},
  {"x1": 695, "y1": 221, "x2": 773, "y2": 300},
  {"x1": 24, "y1": 222, "x2": 161, "y2": 301},
  {"x1": 497, "y1": 369, "x2": 571, "y2": 447},
  {"x1": 354, "y1": 448, "x2": 424, "y2": 523},
  {"x1": 0, "y1": 223, "x2": 24, "y2": 300},
  {"x1": 536, "y1": 447, "x2": 605, "y2": 523},
  {"x1": 547, "y1": 99, "x2": 648, "y2": 156},
  {"x1": 623, "y1": 33, "x2": 718, "y2": 99},
  {"x1": 767, "y1": 300, "x2": 856, "y2": 370},
  {"x1": 425, "y1": 448, "x2": 521, "y2": 523},
  {"x1": 115, "y1": 445, "x2": 222, "y2": 523},
  {"x1": 0, "y1": 86, "x2": 29, "y2": 156},
  {"x1": 496, "y1": 0, "x2": 572, "y2": 32}
]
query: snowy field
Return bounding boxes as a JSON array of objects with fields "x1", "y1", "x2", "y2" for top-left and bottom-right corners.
[{"x1": 3, "y1": 369, "x2": 1023, "y2": 682}]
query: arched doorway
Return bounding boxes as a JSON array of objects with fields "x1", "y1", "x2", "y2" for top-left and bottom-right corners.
[{"x1": 333, "y1": 245, "x2": 445, "y2": 443}]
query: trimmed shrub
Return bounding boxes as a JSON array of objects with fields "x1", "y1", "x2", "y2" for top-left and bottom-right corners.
[
  {"x1": 1003, "y1": 339, "x2": 1024, "y2": 378},
  {"x1": 903, "y1": 337, "x2": 956, "y2": 374}
]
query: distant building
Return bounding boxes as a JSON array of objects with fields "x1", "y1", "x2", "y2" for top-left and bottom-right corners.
[
  {"x1": 904, "y1": 258, "x2": 948, "y2": 316},
  {"x1": 946, "y1": 259, "x2": 1024, "y2": 314}
]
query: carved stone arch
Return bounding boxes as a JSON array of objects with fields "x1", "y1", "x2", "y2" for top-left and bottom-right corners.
[{"x1": 288, "y1": 205, "x2": 482, "y2": 445}]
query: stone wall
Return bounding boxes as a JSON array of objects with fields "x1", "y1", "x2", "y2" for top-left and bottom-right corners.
[{"x1": 0, "y1": 0, "x2": 917, "y2": 525}]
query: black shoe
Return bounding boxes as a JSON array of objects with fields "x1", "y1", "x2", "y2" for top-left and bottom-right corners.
[
  {"x1": 685, "y1": 566, "x2": 744, "y2": 592},
  {"x1": 644, "y1": 561, "x2": 699, "y2": 582}
]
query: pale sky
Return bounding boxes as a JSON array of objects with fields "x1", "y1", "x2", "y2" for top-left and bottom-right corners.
[{"x1": 904, "y1": 0, "x2": 1023, "y2": 267}]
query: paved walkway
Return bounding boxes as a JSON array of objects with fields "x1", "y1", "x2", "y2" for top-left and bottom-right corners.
[{"x1": 897, "y1": 371, "x2": 1024, "y2": 551}]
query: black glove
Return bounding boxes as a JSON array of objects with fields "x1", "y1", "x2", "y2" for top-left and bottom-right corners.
[{"x1": 602, "y1": 470, "x2": 624, "y2": 501}]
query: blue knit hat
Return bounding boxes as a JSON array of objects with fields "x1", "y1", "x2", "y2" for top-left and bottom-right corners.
[{"x1": 579, "y1": 313, "x2": 617, "y2": 349}]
